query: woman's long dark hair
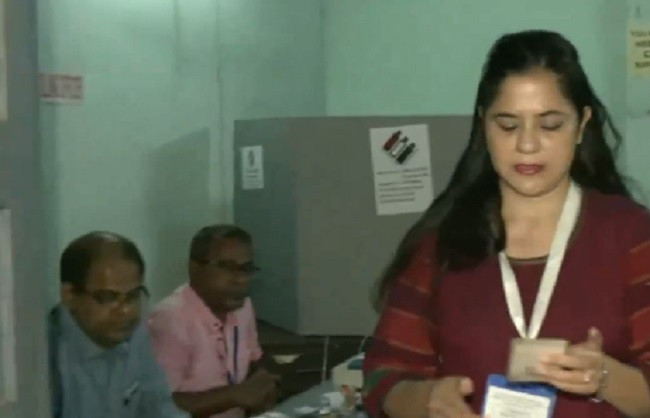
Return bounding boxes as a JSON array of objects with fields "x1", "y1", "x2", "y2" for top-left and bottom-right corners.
[{"x1": 375, "y1": 30, "x2": 631, "y2": 307}]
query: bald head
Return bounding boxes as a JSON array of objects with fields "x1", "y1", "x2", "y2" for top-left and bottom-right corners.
[
  {"x1": 60, "y1": 231, "x2": 146, "y2": 348},
  {"x1": 60, "y1": 231, "x2": 144, "y2": 290}
]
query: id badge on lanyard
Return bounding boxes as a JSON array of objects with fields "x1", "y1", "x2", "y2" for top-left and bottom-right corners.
[
  {"x1": 483, "y1": 374, "x2": 557, "y2": 418},
  {"x1": 482, "y1": 182, "x2": 582, "y2": 418}
]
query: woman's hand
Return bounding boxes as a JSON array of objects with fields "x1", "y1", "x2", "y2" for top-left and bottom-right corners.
[
  {"x1": 535, "y1": 327, "x2": 607, "y2": 396},
  {"x1": 385, "y1": 377, "x2": 479, "y2": 418},
  {"x1": 427, "y1": 376, "x2": 480, "y2": 417}
]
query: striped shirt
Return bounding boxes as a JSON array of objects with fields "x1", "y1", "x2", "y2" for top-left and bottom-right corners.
[{"x1": 363, "y1": 189, "x2": 650, "y2": 417}]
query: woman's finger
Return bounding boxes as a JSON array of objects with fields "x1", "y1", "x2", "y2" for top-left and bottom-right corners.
[
  {"x1": 538, "y1": 362, "x2": 598, "y2": 383},
  {"x1": 544, "y1": 378, "x2": 599, "y2": 395},
  {"x1": 541, "y1": 353, "x2": 593, "y2": 371}
]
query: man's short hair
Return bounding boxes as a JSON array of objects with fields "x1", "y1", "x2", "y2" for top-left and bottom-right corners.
[
  {"x1": 60, "y1": 231, "x2": 145, "y2": 288},
  {"x1": 189, "y1": 225, "x2": 252, "y2": 263}
]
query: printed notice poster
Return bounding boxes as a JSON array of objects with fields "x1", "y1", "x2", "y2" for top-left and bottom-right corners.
[
  {"x1": 369, "y1": 124, "x2": 434, "y2": 216},
  {"x1": 628, "y1": 23, "x2": 650, "y2": 77},
  {"x1": 627, "y1": 10, "x2": 650, "y2": 117},
  {"x1": 241, "y1": 146, "x2": 264, "y2": 190}
]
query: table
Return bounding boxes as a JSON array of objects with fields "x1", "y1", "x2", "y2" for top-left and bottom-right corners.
[
  {"x1": 273, "y1": 380, "x2": 366, "y2": 418},
  {"x1": 275, "y1": 380, "x2": 334, "y2": 414}
]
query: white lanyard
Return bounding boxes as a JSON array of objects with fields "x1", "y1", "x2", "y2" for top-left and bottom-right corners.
[{"x1": 498, "y1": 182, "x2": 582, "y2": 339}]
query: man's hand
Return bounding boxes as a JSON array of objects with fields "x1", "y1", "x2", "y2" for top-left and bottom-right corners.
[{"x1": 234, "y1": 369, "x2": 280, "y2": 412}]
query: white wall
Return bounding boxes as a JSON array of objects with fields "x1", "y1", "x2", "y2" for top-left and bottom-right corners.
[{"x1": 38, "y1": 0, "x2": 326, "y2": 303}]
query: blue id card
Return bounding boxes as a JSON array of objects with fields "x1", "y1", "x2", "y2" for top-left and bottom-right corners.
[{"x1": 482, "y1": 374, "x2": 557, "y2": 418}]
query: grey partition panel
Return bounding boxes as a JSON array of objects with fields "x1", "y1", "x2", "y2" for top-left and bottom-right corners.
[
  {"x1": 234, "y1": 119, "x2": 300, "y2": 332},
  {"x1": 234, "y1": 116, "x2": 472, "y2": 336}
]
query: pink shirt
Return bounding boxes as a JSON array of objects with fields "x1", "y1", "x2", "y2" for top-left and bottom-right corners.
[{"x1": 148, "y1": 285, "x2": 263, "y2": 418}]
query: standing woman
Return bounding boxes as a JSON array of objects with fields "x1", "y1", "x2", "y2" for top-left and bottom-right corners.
[{"x1": 363, "y1": 30, "x2": 650, "y2": 418}]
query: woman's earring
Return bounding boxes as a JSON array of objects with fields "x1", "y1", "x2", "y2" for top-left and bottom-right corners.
[{"x1": 577, "y1": 137, "x2": 583, "y2": 145}]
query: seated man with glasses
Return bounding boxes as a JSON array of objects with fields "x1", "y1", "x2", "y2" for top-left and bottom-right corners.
[
  {"x1": 148, "y1": 224, "x2": 279, "y2": 418},
  {"x1": 48, "y1": 231, "x2": 187, "y2": 418}
]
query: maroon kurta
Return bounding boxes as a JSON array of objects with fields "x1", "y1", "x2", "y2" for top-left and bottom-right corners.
[{"x1": 363, "y1": 189, "x2": 650, "y2": 417}]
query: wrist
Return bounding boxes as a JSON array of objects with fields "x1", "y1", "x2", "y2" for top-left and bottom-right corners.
[
  {"x1": 229, "y1": 384, "x2": 246, "y2": 407},
  {"x1": 595, "y1": 355, "x2": 615, "y2": 401},
  {"x1": 383, "y1": 380, "x2": 410, "y2": 416},
  {"x1": 384, "y1": 379, "x2": 435, "y2": 418}
]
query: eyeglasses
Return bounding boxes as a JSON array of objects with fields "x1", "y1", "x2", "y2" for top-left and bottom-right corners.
[
  {"x1": 76, "y1": 285, "x2": 149, "y2": 309},
  {"x1": 198, "y1": 259, "x2": 260, "y2": 275}
]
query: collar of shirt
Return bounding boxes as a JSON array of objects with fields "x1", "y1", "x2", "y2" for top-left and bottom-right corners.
[
  {"x1": 181, "y1": 285, "x2": 239, "y2": 331},
  {"x1": 57, "y1": 305, "x2": 130, "y2": 361}
]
